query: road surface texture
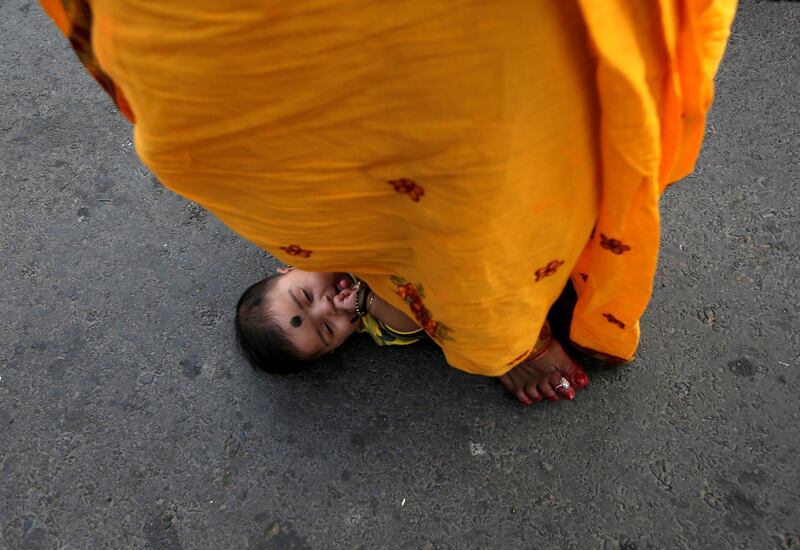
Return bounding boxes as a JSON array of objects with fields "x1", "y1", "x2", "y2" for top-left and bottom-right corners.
[{"x1": 1, "y1": 1, "x2": 798, "y2": 548}]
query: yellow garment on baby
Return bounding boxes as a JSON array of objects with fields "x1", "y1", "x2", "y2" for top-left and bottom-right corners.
[
  {"x1": 40, "y1": 0, "x2": 736, "y2": 375},
  {"x1": 358, "y1": 314, "x2": 424, "y2": 347}
]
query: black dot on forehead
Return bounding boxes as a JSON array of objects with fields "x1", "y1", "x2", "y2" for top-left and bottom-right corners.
[{"x1": 290, "y1": 315, "x2": 302, "y2": 328}]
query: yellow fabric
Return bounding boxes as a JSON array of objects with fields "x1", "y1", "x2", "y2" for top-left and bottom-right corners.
[
  {"x1": 348, "y1": 273, "x2": 423, "y2": 346},
  {"x1": 42, "y1": 0, "x2": 736, "y2": 376},
  {"x1": 358, "y1": 314, "x2": 424, "y2": 347}
]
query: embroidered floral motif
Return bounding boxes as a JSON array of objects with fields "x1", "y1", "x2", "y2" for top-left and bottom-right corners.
[
  {"x1": 280, "y1": 244, "x2": 312, "y2": 258},
  {"x1": 390, "y1": 276, "x2": 453, "y2": 341},
  {"x1": 534, "y1": 260, "x2": 565, "y2": 282},
  {"x1": 600, "y1": 234, "x2": 631, "y2": 255},
  {"x1": 388, "y1": 179, "x2": 425, "y2": 202},
  {"x1": 603, "y1": 313, "x2": 626, "y2": 329},
  {"x1": 62, "y1": 0, "x2": 135, "y2": 121}
]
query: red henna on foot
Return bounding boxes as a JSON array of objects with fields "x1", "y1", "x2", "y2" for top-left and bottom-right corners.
[
  {"x1": 498, "y1": 337, "x2": 587, "y2": 406},
  {"x1": 572, "y1": 365, "x2": 589, "y2": 389}
]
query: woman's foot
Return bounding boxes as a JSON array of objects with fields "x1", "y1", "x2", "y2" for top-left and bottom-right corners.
[{"x1": 498, "y1": 338, "x2": 589, "y2": 405}]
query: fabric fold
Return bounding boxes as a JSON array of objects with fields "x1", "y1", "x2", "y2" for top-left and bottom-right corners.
[{"x1": 39, "y1": 0, "x2": 736, "y2": 375}]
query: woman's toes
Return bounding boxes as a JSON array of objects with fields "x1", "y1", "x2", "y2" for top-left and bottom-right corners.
[
  {"x1": 524, "y1": 384, "x2": 543, "y2": 404},
  {"x1": 548, "y1": 370, "x2": 574, "y2": 400},
  {"x1": 539, "y1": 374, "x2": 559, "y2": 401},
  {"x1": 514, "y1": 388, "x2": 532, "y2": 405},
  {"x1": 558, "y1": 384, "x2": 576, "y2": 401},
  {"x1": 570, "y1": 364, "x2": 590, "y2": 389}
]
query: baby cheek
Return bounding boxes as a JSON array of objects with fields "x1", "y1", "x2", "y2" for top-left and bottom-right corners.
[{"x1": 336, "y1": 318, "x2": 357, "y2": 339}]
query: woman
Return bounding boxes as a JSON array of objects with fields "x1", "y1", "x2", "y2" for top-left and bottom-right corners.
[{"x1": 39, "y1": 0, "x2": 737, "y2": 404}]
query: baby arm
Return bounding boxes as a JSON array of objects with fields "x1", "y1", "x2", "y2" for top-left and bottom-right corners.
[{"x1": 366, "y1": 290, "x2": 420, "y2": 332}]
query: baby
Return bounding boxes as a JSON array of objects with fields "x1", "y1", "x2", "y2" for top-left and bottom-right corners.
[
  {"x1": 235, "y1": 267, "x2": 424, "y2": 373},
  {"x1": 236, "y1": 267, "x2": 590, "y2": 405}
]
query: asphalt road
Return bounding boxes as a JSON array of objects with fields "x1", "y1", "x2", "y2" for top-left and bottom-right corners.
[{"x1": 1, "y1": 1, "x2": 798, "y2": 548}]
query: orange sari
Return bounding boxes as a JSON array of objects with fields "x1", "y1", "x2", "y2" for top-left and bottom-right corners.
[{"x1": 40, "y1": 0, "x2": 736, "y2": 375}]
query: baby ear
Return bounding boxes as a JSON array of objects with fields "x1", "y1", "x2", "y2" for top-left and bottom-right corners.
[{"x1": 276, "y1": 266, "x2": 294, "y2": 274}]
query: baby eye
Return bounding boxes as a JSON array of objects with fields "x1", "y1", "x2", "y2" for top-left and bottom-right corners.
[
  {"x1": 324, "y1": 322, "x2": 333, "y2": 335},
  {"x1": 303, "y1": 289, "x2": 312, "y2": 302}
]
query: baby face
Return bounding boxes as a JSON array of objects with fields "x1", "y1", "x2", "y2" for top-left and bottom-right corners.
[{"x1": 267, "y1": 269, "x2": 360, "y2": 358}]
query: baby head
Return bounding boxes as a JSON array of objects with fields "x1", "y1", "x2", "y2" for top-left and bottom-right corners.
[{"x1": 235, "y1": 268, "x2": 361, "y2": 373}]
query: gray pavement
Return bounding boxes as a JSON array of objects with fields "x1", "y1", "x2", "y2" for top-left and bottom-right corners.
[{"x1": 1, "y1": 1, "x2": 798, "y2": 548}]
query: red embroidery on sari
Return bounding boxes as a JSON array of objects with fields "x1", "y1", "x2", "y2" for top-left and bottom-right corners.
[
  {"x1": 389, "y1": 276, "x2": 453, "y2": 341},
  {"x1": 388, "y1": 179, "x2": 425, "y2": 202},
  {"x1": 600, "y1": 234, "x2": 631, "y2": 255},
  {"x1": 61, "y1": 0, "x2": 135, "y2": 121},
  {"x1": 534, "y1": 260, "x2": 565, "y2": 282},
  {"x1": 603, "y1": 313, "x2": 626, "y2": 329},
  {"x1": 280, "y1": 244, "x2": 312, "y2": 258},
  {"x1": 507, "y1": 350, "x2": 530, "y2": 366}
]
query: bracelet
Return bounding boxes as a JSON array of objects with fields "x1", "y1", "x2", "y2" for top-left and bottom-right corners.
[{"x1": 350, "y1": 281, "x2": 371, "y2": 323}]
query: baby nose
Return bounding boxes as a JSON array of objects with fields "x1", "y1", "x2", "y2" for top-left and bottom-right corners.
[{"x1": 316, "y1": 294, "x2": 335, "y2": 315}]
